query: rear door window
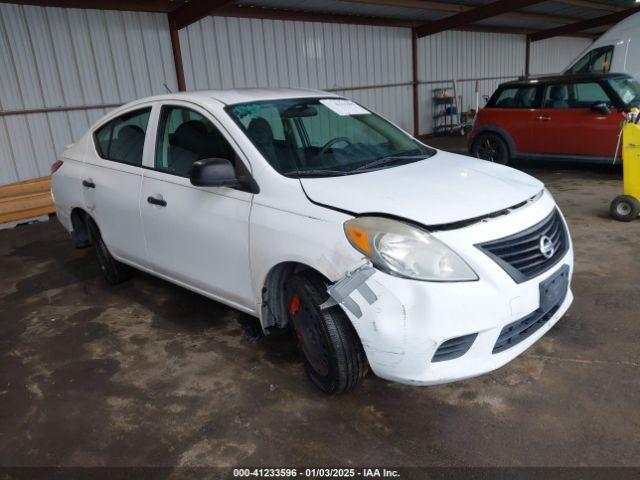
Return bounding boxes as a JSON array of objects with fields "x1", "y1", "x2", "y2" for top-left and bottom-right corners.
[
  {"x1": 542, "y1": 84, "x2": 571, "y2": 109},
  {"x1": 490, "y1": 86, "x2": 539, "y2": 108},
  {"x1": 94, "y1": 108, "x2": 151, "y2": 166}
]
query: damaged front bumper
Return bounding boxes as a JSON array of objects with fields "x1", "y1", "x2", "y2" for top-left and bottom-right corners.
[
  {"x1": 328, "y1": 194, "x2": 574, "y2": 386},
  {"x1": 339, "y1": 261, "x2": 573, "y2": 385}
]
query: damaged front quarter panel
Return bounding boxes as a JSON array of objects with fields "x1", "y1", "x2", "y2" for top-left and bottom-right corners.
[
  {"x1": 320, "y1": 263, "x2": 377, "y2": 318},
  {"x1": 324, "y1": 263, "x2": 408, "y2": 367}
]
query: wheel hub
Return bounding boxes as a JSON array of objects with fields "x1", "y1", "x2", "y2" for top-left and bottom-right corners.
[
  {"x1": 478, "y1": 138, "x2": 498, "y2": 161},
  {"x1": 617, "y1": 203, "x2": 632, "y2": 216}
]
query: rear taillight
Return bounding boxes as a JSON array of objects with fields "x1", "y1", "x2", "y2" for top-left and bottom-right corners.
[{"x1": 51, "y1": 160, "x2": 64, "y2": 174}]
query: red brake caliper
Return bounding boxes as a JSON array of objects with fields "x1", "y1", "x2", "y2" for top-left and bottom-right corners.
[
  {"x1": 289, "y1": 294, "x2": 301, "y2": 316},
  {"x1": 289, "y1": 294, "x2": 304, "y2": 346}
]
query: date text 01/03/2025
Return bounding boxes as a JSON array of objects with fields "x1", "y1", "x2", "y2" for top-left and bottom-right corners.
[{"x1": 232, "y1": 467, "x2": 401, "y2": 478}]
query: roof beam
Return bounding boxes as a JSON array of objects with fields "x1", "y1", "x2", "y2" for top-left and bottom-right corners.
[
  {"x1": 530, "y1": 6, "x2": 640, "y2": 42},
  {"x1": 415, "y1": 0, "x2": 546, "y2": 38},
  {"x1": 192, "y1": 5, "x2": 599, "y2": 36},
  {"x1": 0, "y1": 0, "x2": 177, "y2": 12},
  {"x1": 458, "y1": 25, "x2": 596, "y2": 38},
  {"x1": 344, "y1": 0, "x2": 580, "y2": 25},
  {"x1": 168, "y1": 0, "x2": 236, "y2": 29},
  {"x1": 345, "y1": 0, "x2": 469, "y2": 13},
  {"x1": 554, "y1": 0, "x2": 625, "y2": 12},
  {"x1": 213, "y1": 6, "x2": 420, "y2": 28}
]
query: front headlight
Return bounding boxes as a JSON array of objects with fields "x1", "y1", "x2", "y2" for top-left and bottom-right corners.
[{"x1": 344, "y1": 216, "x2": 478, "y2": 282}]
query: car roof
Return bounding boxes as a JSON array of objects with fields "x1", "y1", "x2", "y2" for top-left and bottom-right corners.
[
  {"x1": 499, "y1": 72, "x2": 630, "y2": 88},
  {"x1": 127, "y1": 87, "x2": 340, "y2": 107},
  {"x1": 199, "y1": 87, "x2": 340, "y2": 104}
]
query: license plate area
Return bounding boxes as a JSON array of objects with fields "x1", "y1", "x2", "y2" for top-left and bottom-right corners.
[{"x1": 539, "y1": 264, "x2": 569, "y2": 313}]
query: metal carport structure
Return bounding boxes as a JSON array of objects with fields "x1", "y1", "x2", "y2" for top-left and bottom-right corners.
[{"x1": 0, "y1": 0, "x2": 637, "y2": 193}]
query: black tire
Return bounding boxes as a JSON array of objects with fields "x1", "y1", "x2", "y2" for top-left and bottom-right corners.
[
  {"x1": 610, "y1": 195, "x2": 640, "y2": 222},
  {"x1": 87, "y1": 218, "x2": 132, "y2": 284},
  {"x1": 471, "y1": 132, "x2": 510, "y2": 165},
  {"x1": 287, "y1": 271, "x2": 368, "y2": 394}
]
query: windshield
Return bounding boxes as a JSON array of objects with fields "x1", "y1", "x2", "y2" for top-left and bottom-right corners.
[
  {"x1": 567, "y1": 46, "x2": 613, "y2": 74},
  {"x1": 607, "y1": 77, "x2": 640, "y2": 107},
  {"x1": 226, "y1": 98, "x2": 434, "y2": 177}
]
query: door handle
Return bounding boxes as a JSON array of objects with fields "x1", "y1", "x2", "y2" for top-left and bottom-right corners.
[
  {"x1": 82, "y1": 179, "x2": 95, "y2": 189},
  {"x1": 536, "y1": 115, "x2": 551, "y2": 121},
  {"x1": 147, "y1": 195, "x2": 167, "y2": 207}
]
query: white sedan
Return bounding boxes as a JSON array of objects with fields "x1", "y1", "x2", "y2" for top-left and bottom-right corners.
[{"x1": 51, "y1": 88, "x2": 574, "y2": 393}]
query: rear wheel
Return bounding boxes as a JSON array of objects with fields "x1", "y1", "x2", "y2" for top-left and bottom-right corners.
[
  {"x1": 287, "y1": 271, "x2": 367, "y2": 394},
  {"x1": 471, "y1": 132, "x2": 510, "y2": 165},
  {"x1": 87, "y1": 219, "x2": 132, "y2": 284},
  {"x1": 610, "y1": 195, "x2": 640, "y2": 222}
]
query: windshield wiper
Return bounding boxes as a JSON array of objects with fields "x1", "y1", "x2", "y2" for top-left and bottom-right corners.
[
  {"x1": 352, "y1": 154, "x2": 427, "y2": 172},
  {"x1": 284, "y1": 169, "x2": 352, "y2": 178}
]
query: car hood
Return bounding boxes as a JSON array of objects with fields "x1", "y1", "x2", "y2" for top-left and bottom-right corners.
[{"x1": 300, "y1": 151, "x2": 543, "y2": 226}]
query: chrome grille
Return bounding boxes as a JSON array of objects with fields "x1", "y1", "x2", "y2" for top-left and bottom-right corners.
[{"x1": 476, "y1": 209, "x2": 568, "y2": 283}]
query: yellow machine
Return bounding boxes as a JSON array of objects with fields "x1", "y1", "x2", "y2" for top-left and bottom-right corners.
[{"x1": 611, "y1": 113, "x2": 640, "y2": 222}]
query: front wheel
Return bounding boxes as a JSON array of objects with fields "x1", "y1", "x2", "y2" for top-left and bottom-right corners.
[
  {"x1": 471, "y1": 133, "x2": 510, "y2": 165},
  {"x1": 610, "y1": 195, "x2": 640, "y2": 222},
  {"x1": 287, "y1": 271, "x2": 368, "y2": 394}
]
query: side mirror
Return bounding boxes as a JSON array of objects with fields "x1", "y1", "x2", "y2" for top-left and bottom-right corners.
[
  {"x1": 591, "y1": 102, "x2": 611, "y2": 115},
  {"x1": 190, "y1": 158, "x2": 239, "y2": 187}
]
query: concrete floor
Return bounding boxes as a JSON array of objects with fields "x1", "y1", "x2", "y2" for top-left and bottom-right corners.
[{"x1": 1, "y1": 136, "x2": 639, "y2": 469}]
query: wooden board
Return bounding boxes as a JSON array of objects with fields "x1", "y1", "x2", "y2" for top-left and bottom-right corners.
[{"x1": 0, "y1": 176, "x2": 55, "y2": 225}]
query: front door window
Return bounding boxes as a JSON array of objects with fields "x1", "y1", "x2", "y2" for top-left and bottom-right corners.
[
  {"x1": 155, "y1": 106, "x2": 237, "y2": 177},
  {"x1": 542, "y1": 82, "x2": 611, "y2": 109}
]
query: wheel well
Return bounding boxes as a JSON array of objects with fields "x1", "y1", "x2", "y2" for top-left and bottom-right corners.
[
  {"x1": 471, "y1": 127, "x2": 516, "y2": 157},
  {"x1": 473, "y1": 130, "x2": 504, "y2": 144},
  {"x1": 70, "y1": 208, "x2": 92, "y2": 248},
  {"x1": 261, "y1": 262, "x2": 329, "y2": 333}
]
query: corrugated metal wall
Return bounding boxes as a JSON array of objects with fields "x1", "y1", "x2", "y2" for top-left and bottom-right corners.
[
  {"x1": 416, "y1": 31, "x2": 593, "y2": 134},
  {"x1": 530, "y1": 37, "x2": 593, "y2": 75},
  {"x1": 417, "y1": 30, "x2": 526, "y2": 135},
  {"x1": 0, "y1": 4, "x2": 596, "y2": 185},
  {"x1": 0, "y1": 4, "x2": 177, "y2": 185},
  {"x1": 179, "y1": 16, "x2": 414, "y2": 132}
]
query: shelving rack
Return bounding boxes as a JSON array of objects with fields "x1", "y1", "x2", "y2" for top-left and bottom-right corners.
[{"x1": 432, "y1": 87, "x2": 462, "y2": 135}]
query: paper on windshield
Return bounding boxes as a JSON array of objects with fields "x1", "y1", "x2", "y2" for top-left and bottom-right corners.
[
  {"x1": 622, "y1": 90, "x2": 635, "y2": 104},
  {"x1": 320, "y1": 99, "x2": 370, "y2": 116}
]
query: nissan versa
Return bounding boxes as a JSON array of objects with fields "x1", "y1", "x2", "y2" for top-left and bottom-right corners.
[{"x1": 51, "y1": 88, "x2": 574, "y2": 393}]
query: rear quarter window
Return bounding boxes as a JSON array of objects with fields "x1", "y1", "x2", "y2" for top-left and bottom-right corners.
[{"x1": 488, "y1": 86, "x2": 539, "y2": 108}]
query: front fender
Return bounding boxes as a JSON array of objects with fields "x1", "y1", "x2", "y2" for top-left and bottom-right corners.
[
  {"x1": 249, "y1": 203, "x2": 362, "y2": 303},
  {"x1": 249, "y1": 202, "x2": 409, "y2": 365}
]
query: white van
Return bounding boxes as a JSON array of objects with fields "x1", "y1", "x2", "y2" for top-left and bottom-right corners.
[{"x1": 565, "y1": 11, "x2": 640, "y2": 79}]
